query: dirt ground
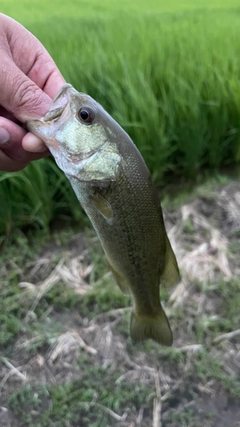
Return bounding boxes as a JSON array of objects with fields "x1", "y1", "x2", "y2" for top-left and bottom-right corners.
[{"x1": 0, "y1": 180, "x2": 239, "y2": 426}]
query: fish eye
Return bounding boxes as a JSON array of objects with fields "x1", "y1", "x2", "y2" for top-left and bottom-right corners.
[{"x1": 78, "y1": 107, "x2": 95, "y2": 123}]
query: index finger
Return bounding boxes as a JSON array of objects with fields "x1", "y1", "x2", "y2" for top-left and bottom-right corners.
[{"x1": 0, "y1": 14, "x2": 65, "y2": 120}]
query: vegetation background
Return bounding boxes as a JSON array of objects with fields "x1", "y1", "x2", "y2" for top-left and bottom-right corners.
[
  {"x1": 0, "y1": 0, "x2": 240, "y2": 235},
  {"x1": 0, "y1": 1, "x2": 240, "y2": 426}
]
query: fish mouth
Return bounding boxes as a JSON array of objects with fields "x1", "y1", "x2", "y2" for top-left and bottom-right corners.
[
  {"x1": 50, "y1": 83, "x2": 73, "y2": 106},
  {"x1": 43, "y1": 83, "x2": 74, "y2": 122},
  {"x1": 27, "y1": 84, "x2": 75, "y2": 140},
  {"x1": 27, "y1": 84, "x2": 103, "y2": 167},
  {"x1": 43, "y1": 105, "x2": 67, "y2": 122}
]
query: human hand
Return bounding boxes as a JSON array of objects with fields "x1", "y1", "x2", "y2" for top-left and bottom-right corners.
[{"x1": 0, "y1": 14, "x2": 65, "y2": 171}]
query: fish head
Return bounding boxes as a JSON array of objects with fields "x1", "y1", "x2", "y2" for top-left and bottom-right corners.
[{"x1": 27, "y1": 84, "x2": 122, "y2": 181}]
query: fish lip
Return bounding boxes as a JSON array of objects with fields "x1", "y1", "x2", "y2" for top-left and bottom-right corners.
[
  {"x1": 51, "y1": 83, "x2": 73, "y2": 105},
  {"x1": 43, "y1": 105, "x2": 67, "y2": 122},
  {"x1": 27, "y1": 85, "x2": 74, "y2": 137},
  {"x1": 42, "y1": 84, "x2": 74, "y2": 123}
]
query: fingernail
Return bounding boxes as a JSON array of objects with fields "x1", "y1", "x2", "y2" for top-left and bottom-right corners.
[{"x1": 0, "y1": 128, "x2": 10, "y2": 144}]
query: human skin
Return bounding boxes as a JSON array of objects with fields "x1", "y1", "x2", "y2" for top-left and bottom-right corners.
[{"x1": 0, "y1": 13, "x2": 65, "y2": 171}]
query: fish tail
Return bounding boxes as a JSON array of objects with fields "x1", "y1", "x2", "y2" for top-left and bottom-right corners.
[{"x1": 130, "y1": 306, "x2": 173, "y2": 346}]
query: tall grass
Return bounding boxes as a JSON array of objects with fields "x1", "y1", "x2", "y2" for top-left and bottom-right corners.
[
  {"x1": 0, "y1": 160, "x2": 82, "y2": 237},
  {"x1": 0, "y1": 6, "x2": 240, "y2": 234},
  {"x1": 2, "y1": 0, "x2": 240, "y2": 23}
]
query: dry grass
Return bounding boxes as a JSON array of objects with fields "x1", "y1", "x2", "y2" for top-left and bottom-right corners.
[{"x1": 0, "y1": 180, "x2": 239, "y2": 426}]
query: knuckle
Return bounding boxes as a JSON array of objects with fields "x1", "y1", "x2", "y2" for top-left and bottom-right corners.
[{"x1": 11, "y1": 78, "x2": 42, "y2": 117}]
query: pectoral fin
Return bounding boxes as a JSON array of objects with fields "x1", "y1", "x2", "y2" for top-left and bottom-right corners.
[
  {"x1": 160, "y1": 234, "x2": 180, "y2": 289},
  {"x1": 93, "y1": 193, "x2": 113, "y2": 223}
]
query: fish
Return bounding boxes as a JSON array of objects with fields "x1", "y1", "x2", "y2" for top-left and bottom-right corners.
[{"x1": 27, "y1": 83, "x2": 180, "y2": 346}]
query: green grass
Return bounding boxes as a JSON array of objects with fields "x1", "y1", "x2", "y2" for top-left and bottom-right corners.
[
  {"x1": 2, "y1": 0, "x2": 240, "y2": 24},
  {"x1": 1, "y1": 178, "x2": 240, "y2": 426},
  {"x1": 1, "y1": 224, "x2": 240, "y2": 426},
  {"x1": 0, "y1": 2, "x2": 240, "y2": 234},
  {"x1": 7, "y1": 370, "x2": 155, "y2": 427},
  {"x1": 0, "y1": 159, "x2": 85, "y2": 237}
]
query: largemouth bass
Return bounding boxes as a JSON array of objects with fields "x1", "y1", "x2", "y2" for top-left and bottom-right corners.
[{"x1": 27, "y1": 84, "x2": 180, "y2": 346}]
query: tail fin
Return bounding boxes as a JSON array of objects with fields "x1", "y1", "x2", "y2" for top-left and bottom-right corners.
[{"x1": 130, "y1": 307, "x2": 173, "y2": 346}]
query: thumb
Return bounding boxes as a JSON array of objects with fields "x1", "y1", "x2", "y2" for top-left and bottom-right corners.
[{"x1": 0, "y1": 53, "x2": 52, "y2": 122}]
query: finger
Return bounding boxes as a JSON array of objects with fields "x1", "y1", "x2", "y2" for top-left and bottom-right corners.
[
  {"x1": 28, "y1": 57, "x2": 66, "y2": 100},
  {"x1": 22, "y1": 132, "x2": 48, "y2": 153},
  {"x1": 0, "y1": 117, "x2": 28, "y2": 161},
  {"x1": 0, "y1": 149, "x2": 29, "y2": 172},
  {"x1": 0, "y1": 106, "x2": 18, "y2": 122},
  {"x1": 0, "y1": 144, "x2": 50, "y2": 172},
  {"x1": 0, "y1": 54, "x2": 53, "y2": 121},
  {"x1": 4, "y1": 15, "x2": 65, "y2": 98},
  {"x1": 0, "y1": 117, "x2": 49, "y2": 162},
  {"x1": 0, "y1": 14, "x2": 65, "y2": 120}
]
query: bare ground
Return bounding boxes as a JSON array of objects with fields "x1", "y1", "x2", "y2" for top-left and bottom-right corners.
[{"x1": 0, "y1": 180, "x2": 239, "y2": 426}]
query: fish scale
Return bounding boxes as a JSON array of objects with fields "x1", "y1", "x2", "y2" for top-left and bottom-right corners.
[{"x1": 27, "y1": 83, "x2": 180, "y2": 346}]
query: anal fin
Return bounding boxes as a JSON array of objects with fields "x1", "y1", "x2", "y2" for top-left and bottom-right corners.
[
  {"x1": 160, "y1": 234, "x2": 180, "y2": 289},
  {"x1": 107, "y1": 259, "x2": 131, "y2": 295}
]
